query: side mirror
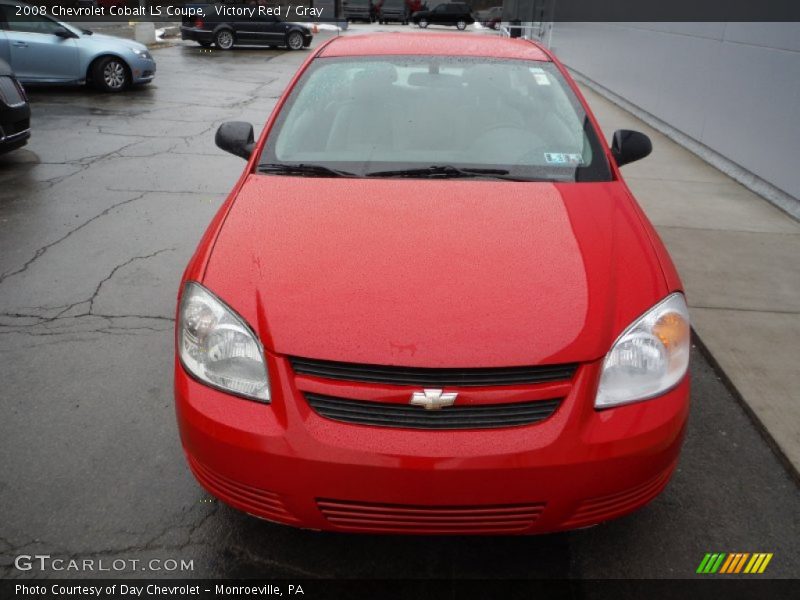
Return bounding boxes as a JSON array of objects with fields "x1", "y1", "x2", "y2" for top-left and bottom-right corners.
[
  {"x1": 53, "y1": 27, "x2": 76, "y2": 39},
  {"x1": 611, "y1": 129, "x2": 652, "y2": 167},
  {"x1": 215, "y1": 121, "x2": 255, "y2": 160}
]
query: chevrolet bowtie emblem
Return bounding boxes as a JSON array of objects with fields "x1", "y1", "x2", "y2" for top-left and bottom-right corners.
[{"x1": 410, "y1": 389, "x2": 458, "y2": 410}]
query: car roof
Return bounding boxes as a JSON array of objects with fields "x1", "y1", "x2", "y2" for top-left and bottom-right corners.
[{"x1": 318, "y1": 33, "x2": 552, "y2": 62}]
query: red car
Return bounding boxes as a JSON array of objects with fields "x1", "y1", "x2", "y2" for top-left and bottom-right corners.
[{"x1": 175, "y1": 34, "x2": 691, "y2": 534}]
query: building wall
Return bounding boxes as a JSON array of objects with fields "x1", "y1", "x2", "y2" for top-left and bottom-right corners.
[{"x1": 550, "y1": 23, "x2": 800, "y2": 201}]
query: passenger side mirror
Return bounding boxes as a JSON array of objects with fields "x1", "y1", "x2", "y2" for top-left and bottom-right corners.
[
  {"x1": 53, "y1": 27, "x2": 77, "y2": 39},
  {"x1": 611, "y1": 129, "x2": 652, "y2": 167},
  {"x1": 215, "y1": 122, "x2": 255, "y2": 160}
]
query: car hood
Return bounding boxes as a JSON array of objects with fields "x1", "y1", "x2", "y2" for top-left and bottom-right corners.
[
  {"x1": 203, "y1": 176, "x2": 668, "y2": 367},
  {"x1": 78, "y1": 32, "x2": 147, "y2": 54}
]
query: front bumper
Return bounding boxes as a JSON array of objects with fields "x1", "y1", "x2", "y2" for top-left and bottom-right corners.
[
  {"x1": 0, "y1": 101, "x2": 31, "y2": 155},
  {"x1": 175, "y1": 353, "x2": 689, "y2": 534},
  {"x1": 129, "y1": 55, "x2": 157, "y2": 85}
]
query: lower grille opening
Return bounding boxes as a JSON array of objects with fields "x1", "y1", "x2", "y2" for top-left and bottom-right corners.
[
  {"x1": 563, "y1": 467, "x2": 674, "y2": 528},
  {"x1": 305, "y1": 393, "x2": 561, "y2": 430},
  {"x1": 317, "y1": 498, "x2": 545, "y2": 533},
  {"x1": 187, "y1": 456, "x2": 299, "y2": 523}
]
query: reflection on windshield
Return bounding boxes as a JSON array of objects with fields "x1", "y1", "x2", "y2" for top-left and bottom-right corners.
[{"x1": 262, "y1": 56, "x2": 611, "y2": 182}]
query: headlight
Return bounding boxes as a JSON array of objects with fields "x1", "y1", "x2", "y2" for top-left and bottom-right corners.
[
  {"x1": 595, "y1": 293, "x2": 690, "y2": 409},
  {"x1": 130, "y1": 47, "x2": 151, "y2": 59},
  {"x1": 178, "y1": 282, "x2": 270, "y2": 402}
]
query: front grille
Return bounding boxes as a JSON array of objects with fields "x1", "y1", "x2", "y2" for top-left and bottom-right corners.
[
  {"x1": 0, "y1": 76, "x2": 25, "y2": 106},
  {"x1": 305, "y1": 392, "x2": 561, "y2": 429},
  {"x1": 317, "y1": 498, "x2": 545, "y2": 533},
  {"x1": 289, "y1": 356, "x2": 577, "y2": 387}
]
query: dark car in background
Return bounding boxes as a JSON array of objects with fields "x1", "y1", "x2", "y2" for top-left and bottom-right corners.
[
  {"x1": 180, "y1": 4, "x2": 313, "y2": 50},
  {"x1": 412, "y1": 2, "x2": 474, "y2": 30},
  {"x1": 343, "y1": 0, "x2": 374, "y2": 23},
  {"x1": 477, "y1": 5, "x2": 502, "y2": 29},
  {"x1": 376, "y1": 0, "x2": 410, "y2": 24},
  {"x1": 0, "y1": 58, "x2": 30, "y2": 155}
]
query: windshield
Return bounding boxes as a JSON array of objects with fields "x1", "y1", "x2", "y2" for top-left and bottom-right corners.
[{"x1": 261, "y1": 56, "x2": 611, "y2": 182}]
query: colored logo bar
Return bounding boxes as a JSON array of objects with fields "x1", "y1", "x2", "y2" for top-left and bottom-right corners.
[{"x1": 697, "y1": 553, "x2": 773, "y2": 574}]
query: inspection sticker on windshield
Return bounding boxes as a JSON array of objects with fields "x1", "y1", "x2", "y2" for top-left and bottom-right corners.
[{"x1": 545, "y1": 153, "x2": 584, "y2": 165}]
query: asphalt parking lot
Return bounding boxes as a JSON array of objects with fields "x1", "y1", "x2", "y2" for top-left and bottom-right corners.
[{"x1": 1, "y1": 33, "x2": 799, "y2": 580}]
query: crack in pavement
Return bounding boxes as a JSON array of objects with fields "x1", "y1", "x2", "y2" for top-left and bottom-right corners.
[
  {"x1": 0, "y1": 192, "x2": 149, "y2": 286},
  {"x1": 0, "y1": 248, "x2": 176, "y2": 339},
  {"x1": 0, "y1": 503, "x2": 219, "y2": 576},
  {"x1": 224, "y1": 544, "x2": 322, "y2": 578},
  {"x1": 85, "y1": 248, "x2": 176, "y2": 316}
]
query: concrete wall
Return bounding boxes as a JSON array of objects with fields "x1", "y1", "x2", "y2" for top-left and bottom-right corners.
[{"x1": 551, "y1": 23, "x2": 800, "y2": 202}]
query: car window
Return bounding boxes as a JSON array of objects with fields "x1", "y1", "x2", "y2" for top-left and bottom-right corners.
[
  {"x1": 262, "y1": 56, "x2": 611, "y2": 182},
  {"x1": 4, "y1": 12, "x2": 63, "y2": 35}
]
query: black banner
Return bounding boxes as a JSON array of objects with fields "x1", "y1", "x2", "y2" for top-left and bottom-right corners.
[
  {"x1": 2, "y1": 0, "x2": 800, "y2": 23},
  {"x1": 2, "y1": 579, "x2": 800, "y2": 600}
]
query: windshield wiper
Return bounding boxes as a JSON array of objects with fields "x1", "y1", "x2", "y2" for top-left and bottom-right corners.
[
  {"x1": 365, "y1": 165, "x2": 520, "y2": 180},
  {"x1": 257, "y1": 163, "x2": 357, "y2": 178}
]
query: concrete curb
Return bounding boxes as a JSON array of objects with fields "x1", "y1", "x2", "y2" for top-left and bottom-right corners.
[{"x1": 691, "y1": 329, "x2": 800, "y2": 485}]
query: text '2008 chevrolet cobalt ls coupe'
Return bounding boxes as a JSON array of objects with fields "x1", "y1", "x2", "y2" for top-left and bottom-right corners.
[{"x1": 175, "y1": 34, "x2": 690, "y2": 534}]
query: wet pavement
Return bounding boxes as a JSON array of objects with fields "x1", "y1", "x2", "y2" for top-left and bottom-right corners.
[{"x1": 1, "y1": 37, "x2": 799, "y2": 580}]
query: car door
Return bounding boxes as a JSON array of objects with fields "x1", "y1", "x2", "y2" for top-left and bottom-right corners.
[
  {"x1": 445, "y1": 4, "x2": 461, "y2": 24},
  {"x1": 231, "y1": 13, "x2": 262, "y2": 45},
  {"x1": 0, "y1": 10, "x2": 78, "y2": 82},
  {"x1": 256, "y1": 15, "x2": 286, "y2": 46}
]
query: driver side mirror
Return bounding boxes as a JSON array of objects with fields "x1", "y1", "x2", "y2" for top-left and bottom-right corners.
[
  {"x1": 611, "y1": 129, "x2": 652, "y2": 167},
  {"x1": 215, "y1": 122, "x2": 255, "y2": 160},
  {"x1": 53, "y1": 27, "x2": 77, "y2": 39}
]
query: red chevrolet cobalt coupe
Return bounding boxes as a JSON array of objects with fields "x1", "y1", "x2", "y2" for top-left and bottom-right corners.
[{"x1": 175, "y1": 34, "x2": 691, "y2": 534}]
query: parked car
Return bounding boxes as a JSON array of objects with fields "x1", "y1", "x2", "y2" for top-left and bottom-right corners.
[
  {"x1": 180, "y1": 4, "x2": 313, "y2": 51},
  {"x1": 0, "y1": 57, "x2": 29, "y2": 154},
  {"x1": 175, "y1": 34, "x2": 690, "y2": 535},
  {"x1": 342, "y1": 0, "x2": 374, "y2": 23},
  {"x1": 376, "y1": 0, "x2": 409, "y2": 24},
  {"x1": 477, "y1": 5, "x2": 503, "y2": 29},
  {"x1": 0, "y1": 0, "x2": 156, "y2": 92},
  {"x1": 412, "y1": 2, "x2": 475, "y2": 29}
]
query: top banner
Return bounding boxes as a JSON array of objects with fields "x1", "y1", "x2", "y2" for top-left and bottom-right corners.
[{"x1": 2, "y1": 0, "x2": 800, "y2": 23}]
